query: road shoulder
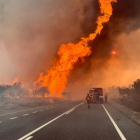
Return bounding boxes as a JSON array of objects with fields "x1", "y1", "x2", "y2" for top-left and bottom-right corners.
[{"x1": 109, "y1": 101, "x2": 140, "y2": 126}]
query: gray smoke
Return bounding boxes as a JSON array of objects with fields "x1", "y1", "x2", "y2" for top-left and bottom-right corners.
[
  {"x1": 67, "y1": 0, "x2": 140, "y2": 99},
  {"x1": 0, "y1": 0, "x2": 95, "y2": 85},
  {"x1": 1, "y1": 0, "x2": 140, "y2": 99}
]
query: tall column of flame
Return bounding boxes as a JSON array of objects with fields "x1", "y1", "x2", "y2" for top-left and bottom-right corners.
[{"x1": 34, "y1": 0, "x2": 117, "y2": 96}]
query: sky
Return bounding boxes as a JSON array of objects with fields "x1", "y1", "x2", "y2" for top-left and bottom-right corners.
[
  {"x1": 0, "y1": 40, "x2": 18, "y2": 84},
  {"x1": 1, "y1": 0, "x2": 140, "y2": 98}
]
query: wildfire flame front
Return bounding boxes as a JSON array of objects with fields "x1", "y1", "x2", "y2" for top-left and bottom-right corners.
[{"x1": 34, "y1": 0, "x2": 117, "y2": 97}]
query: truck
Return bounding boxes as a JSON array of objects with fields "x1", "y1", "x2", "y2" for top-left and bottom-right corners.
[{"x1": 89, "y1": 88, "x2": 103, "y2": 103}]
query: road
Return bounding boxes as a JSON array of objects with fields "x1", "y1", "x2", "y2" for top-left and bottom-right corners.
[{"x1": 0, "y1": 101, "x2": 140, "y2": 140}]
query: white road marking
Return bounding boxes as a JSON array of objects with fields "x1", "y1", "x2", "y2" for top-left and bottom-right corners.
[
  {"x1": 0, "y1": 105, "x2": 52, "y2": 117},
  {"x1": 10, "y1": 117, "x2": 18, "y2": 120},
  {"x1": 0, "y1": 121, "x2": 2, "y2": 123},
  {"x1": 23, "y1": 114, "x2": 29, "y2": 116},
  {"x1": 18, "y1": 102, "x2": 83, "y2": 140},
  {"x1": 40, "y1": 110, "x2": 44, "y2": 111},
  {"x1": 65, "y1": 109, "x2": 73, "y2": 114},
  {"x1": 32, "y1": 111, "x2": 38, "y2": 114},
  {"x1": 102, "y1": 104, "x2": 126, "y2": 140},
  {"x1": 65, "y1": 108, "x2": 75, "y2": 114},
  {"x1": 24, "y1": 136, "x2": 33, "y2": 140}
]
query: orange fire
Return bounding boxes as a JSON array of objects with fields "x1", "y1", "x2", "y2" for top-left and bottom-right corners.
[
  {"x1": 13, "y1": 76, "x2": 18, "y2": 84},
  {"x1": 35, "y1": 0, "x2": 117, "y2": 96}
]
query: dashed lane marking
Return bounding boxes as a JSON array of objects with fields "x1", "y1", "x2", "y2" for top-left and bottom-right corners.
[
  {"x1": 18, "y1": 102, "x2": 84, "y2": 140},
  {"x1": 65, "y1": 109, "x2": 73, "y2": 114},
  {"x1": 0, "y1": 106, "x2": 53, "y2": 117},
  {"x1": 32, "y1": 111, "x2": 38, "y2": 114},
  {"x1": 10, "y1": 117, "x2": 18, "y2": 120},
  {"x1": 102, "y1": 104, "x2": 126, "y2": 140},
  {"x1": 24, "y1": 136, "x2": 33, "y2": 140},
  {"x1": 65, "y1": 108, "x2": 75, "y2": 114},
  {"x1": 23, "y1": 114, "x2": 29, "y2": 116}
]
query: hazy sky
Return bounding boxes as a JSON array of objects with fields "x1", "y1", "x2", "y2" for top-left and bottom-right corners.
[
  {"x1": 0, "y1": 0, "x2": 93, "y2": 85},
  {"x1": 1, "y1": 0, "x2": 140, "y2": 92},
  {"x1": 0, "y1": 41, "x2": 18, "y2": 84}
]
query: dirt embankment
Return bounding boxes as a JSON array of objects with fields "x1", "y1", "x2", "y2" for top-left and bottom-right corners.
[{"x1": 110, "y1": 98, "x2": 140, "y2": 126}]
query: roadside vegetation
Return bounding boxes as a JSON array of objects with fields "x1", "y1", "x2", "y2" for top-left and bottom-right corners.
[
  {"x1": 0, "y1": 83, "x2": 70, "y2": 110},
  {"x1": 0, "y1": 82, "x2": 50, "y2": 101},
  {"x1": 108, "y1": 79, "x2": 140, "y2": 112}
]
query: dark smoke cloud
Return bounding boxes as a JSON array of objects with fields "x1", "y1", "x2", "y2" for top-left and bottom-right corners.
[
  {"x1": 68, "y1": 0, "x2": 140, "y2": 98},
  {"x1": 80, "y1": 0, "x2": 140, "y2": 68},
  {"x1": 1, "y1": 0, "x2": 140, "y2": 98}
]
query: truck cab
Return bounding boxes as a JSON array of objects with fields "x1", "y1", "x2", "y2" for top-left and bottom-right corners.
[{"x1": 89, "y1": 88, "x2": 103, "y2": 103}]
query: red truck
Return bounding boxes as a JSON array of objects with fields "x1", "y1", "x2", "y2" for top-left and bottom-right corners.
[{"x1": 89, "y1": 88, "x2": 103, "y2": 103}]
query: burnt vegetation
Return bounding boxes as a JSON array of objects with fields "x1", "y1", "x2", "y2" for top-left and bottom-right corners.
[{"x1": 0, "y1": 83, "x2": 50, "y2": 102}]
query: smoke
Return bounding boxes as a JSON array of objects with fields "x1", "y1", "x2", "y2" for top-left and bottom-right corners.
[
  {"x1": 0, "y1": 0, "x2": 95, "y2": 85},
  {"x1": 1, "y1": 0, "x2": 140, "y2": 98},
  {"x1": 67, "y1": 0, "x2": 140, "y2": 99}
]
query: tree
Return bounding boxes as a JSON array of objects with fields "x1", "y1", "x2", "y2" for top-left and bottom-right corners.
[
  {"x1": 118, "y1": 87, "x2": 131, "y2": 96},
  {"x1": 132, "y1": 79, "x2": 140, "y2": 95},
  {"x1": 33, "y1": 86, "x2": 50, "y2": 97}
]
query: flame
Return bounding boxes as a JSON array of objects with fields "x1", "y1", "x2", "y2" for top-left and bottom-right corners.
[
  {"x1": 13, "y1": 76, "x2": 18, "y2": 84},
  {"x1": 35, "y1": 0, "x2": 117, "y2": 96}
]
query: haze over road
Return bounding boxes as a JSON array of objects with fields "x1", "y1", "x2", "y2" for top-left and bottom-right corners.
[{"x1": 0, "y1": 101, "x2": 140, "y2": 140}]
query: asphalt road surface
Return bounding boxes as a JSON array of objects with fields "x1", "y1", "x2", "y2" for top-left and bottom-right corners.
[{"x1": 0, "y1": 101, "x2": 140, "y2": 140}]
